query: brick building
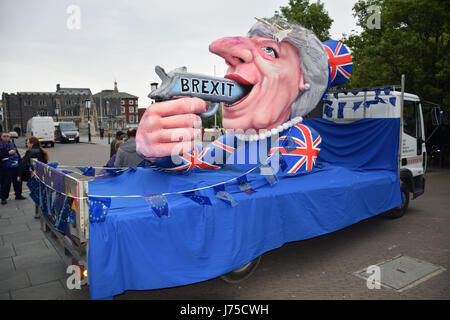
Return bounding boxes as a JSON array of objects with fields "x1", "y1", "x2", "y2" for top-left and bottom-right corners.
[{"x1": 119, "y1": 92, "x2": 139, "y2": 128}]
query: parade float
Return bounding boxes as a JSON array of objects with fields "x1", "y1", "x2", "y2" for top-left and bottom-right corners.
[{"x1": 28, "y1": 18, "x2": 441, "y2": 300}]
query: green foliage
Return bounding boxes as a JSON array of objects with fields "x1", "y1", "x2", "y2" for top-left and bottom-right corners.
[
  {"x1": 201, "y1": 102, "x2": 222, "y2": 128},
  {"x1": 341, "y1": 0, "x2": 450, "y2": 164},
  {"x1": 273, "y1": 0, "x2": 334, "y2": 42}
]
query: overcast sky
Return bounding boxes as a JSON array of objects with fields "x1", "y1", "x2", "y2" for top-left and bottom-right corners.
[{"x1": 0, "y1": 0, "x2": 361, "y2": 108}]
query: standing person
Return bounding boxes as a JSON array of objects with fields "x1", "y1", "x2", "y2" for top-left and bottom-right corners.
[
  {"x1": 110, "y1": 130, "x2": 125, "y2": 158},
  {"x1": 114, "y1": 128, "x2": 144, "y2": 167},
  {"x1": 0, "y1": 132, "x2": 25, "y2": 205},
  {"x1": 106, "y1": 140, "x2": 124, "y2": 168},
  {"x1": 17, "y1": 137, "x2": 49, "y2": 183},
  {"x1": 100, "y1": 127, "x2": 104, "y2": 140},
  {"x1": 17, "y1": 137, "x2": 49, "y2": 218}
]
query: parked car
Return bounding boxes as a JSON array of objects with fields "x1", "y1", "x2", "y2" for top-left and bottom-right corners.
[
  {"x1": 8, "y1": 131, "x2": 18, "y2": 139},
  {"x1": 55, "y1": 121, "x2": 80, "y2": 143}
]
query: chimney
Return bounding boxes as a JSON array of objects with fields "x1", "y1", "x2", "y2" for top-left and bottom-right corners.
[{"x1": 56, "y1": 84, "x2": 60, "y2": 91}]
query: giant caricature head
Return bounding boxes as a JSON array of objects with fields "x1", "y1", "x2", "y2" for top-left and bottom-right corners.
[{"x1": 209, "y1": 19, "x2": 329, "y2": 132}]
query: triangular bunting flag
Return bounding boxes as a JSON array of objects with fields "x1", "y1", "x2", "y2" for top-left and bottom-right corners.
[
  {"x1": 183, "y1": 191, "x2": 212, "y2": 206},
  {"x1": 213, "y1": 185, "x2": 238, "y2": 207},
  {"x1": 237, "y1": 175, "x2": 256, "y2": 195},
  {"x1": 144, "y1": 195, "x2": 170, "y2": 218},
  {"x1": 89, "y1": 197, "x2": 112, "y2": 223}
]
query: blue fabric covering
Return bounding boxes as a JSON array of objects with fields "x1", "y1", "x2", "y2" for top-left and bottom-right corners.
[{"x1": 87, "y1": 118, "x2": 402, "y2": 300}]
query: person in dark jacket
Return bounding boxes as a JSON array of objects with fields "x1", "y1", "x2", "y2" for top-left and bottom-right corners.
[
  {"x1": 17, "y1": 136, "x2": 49, "y2": 184},
  {"x1": 110, "y1": 130, "x2": 125, "y2": 158},
  {"x1": 114, "y1": 129, "x2": 143, "y2": 167},
  {"x1": 1, "y1": 132, "x2": 25, "y2": 204}
]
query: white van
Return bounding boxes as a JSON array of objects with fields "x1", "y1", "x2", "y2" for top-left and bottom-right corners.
[{"x1": 26, "y1": 116, "x2": 55, "y2": 147}]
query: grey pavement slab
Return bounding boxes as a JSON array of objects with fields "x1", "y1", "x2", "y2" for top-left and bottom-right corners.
[
  {"x1": 0, "y1": 219, "x2": 10, "y2": 227},
  {"x1": 8, "y1": 215, "x2": 37, "y2": 226},
  {"x1": 0, "y1": 257, "x2": 15, "y2": 275},
  {"x1": 11, "y1": 280, "x2": 67, "y2": 300},
  {"x1": 0, "y1": 270, "x2": 30, "y2": 294},
  {"x1": 0, "y1": 292, "x2": 11, "y2": 300},
  {"x1": 13, "y1": 239, "x2": 51, "y2": 257},
  {"x1": 0, "y1": 206, "x2": 24, "y2": 218},
  {"x1": 1, "y1": 229, "x2": 46, "y2": 246},
  {"x1": 0, "y1": 223, "x2": 29, "y2": 236},
  {"x1": 0, "y1": 243, "x2": 15, "y2": 259},
  {"x1": 26, "y1": 261, "x2": 67, "y2": 286},
  {"x1": 13, "y1": 251, "x2": 63, "y2": 271}
]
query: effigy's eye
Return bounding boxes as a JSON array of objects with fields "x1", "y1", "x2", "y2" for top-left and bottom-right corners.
[{"x1": 262, "y1": 46, "x2": 279, "y2": 58}]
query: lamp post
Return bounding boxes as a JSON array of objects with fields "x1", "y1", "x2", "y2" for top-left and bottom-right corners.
[
  {"x1": 54, "y1": 103, "x2": 60, "y2": 122},
  {"x1": 86, "y1": 99, "x2": 91, "y2": 142}
]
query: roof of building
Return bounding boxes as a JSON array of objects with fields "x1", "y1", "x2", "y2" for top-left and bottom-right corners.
[
  {"x1": 93, "y1": 90, "x2": 120, "y2": 98},
  {"x1": 56, "y1": 88, "x2": 91, "y2": 95},
  {"x1": 119, "y1": 92, "x2": 138, "y2": 99}
]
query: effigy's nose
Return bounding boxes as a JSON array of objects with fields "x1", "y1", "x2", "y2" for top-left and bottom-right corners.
[{"x1": 209, "y1": 37, "x2": 254, "y2": 66}]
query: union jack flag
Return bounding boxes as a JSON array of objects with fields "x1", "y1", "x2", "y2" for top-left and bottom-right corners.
[
  {"x1": 269, "y1": 124, "x2": 321, "y2": 174},
  {"x1": 166, "y1": 145, "x2": 220, "y2": 171},
  {"x1": 323, "y1": 40, "x2": 353, "y2": 87}
]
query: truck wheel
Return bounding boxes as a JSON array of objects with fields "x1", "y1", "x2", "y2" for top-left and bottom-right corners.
[
  {"x1": 220, "y1": 256, "x2": 261, "y2": 284},
  {"x1": 384, "y1": 183, "x2": 409, "y2": 219}
]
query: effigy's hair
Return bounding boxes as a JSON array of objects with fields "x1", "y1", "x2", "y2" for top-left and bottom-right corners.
[{"x1": 247, "y1": 19, "x2": 329, "y2": 118}]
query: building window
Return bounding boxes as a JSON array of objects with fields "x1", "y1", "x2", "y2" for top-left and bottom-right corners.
[
  {"x1": 24, "y1": 99, "x2": 32, "y2": 106},
  {"x1": 39, "y1": 99, "x2": 46, "y2": 106},
  {"x1": 135, "y1": 115, "x2": 138, "y2": 123},
  {"x1": 38, "y1": 110, "x2": 48, "y2": 116},
  {"x1": 121, "y1": 100, "x2": 124, "y2": 105},
  {"x1": 66, "y1": 100, "x2": 72, "y2": 105},
  {"x1": 129, "y1": 115, "x2": 134, "y2": 123},
  {"x1": 121, "y1": 106, "x2": 125, "y2": 114},
  {"x1": 130, "y1": 100, "x2": 134, "y2": 105},
  {"x1": 130, "y1": 107, "x2": 134, "y2": 113}
]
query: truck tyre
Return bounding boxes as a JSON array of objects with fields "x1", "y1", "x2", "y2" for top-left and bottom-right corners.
[
  {"x1": 384, "y1": 183, "x2": 409, "y2": 219},
  {"x1": 220, "y1": 256, "x2": 261, "y2": 284}
]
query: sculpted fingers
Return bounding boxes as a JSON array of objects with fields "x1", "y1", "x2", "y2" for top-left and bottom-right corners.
[{"x1": 152, "y1": 97, "x2": 208, "y2": 117}]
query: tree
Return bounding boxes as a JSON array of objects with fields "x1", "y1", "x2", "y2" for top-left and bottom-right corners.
[
  {"x1": 274, "y1": 0, "x2": 333, "y2": 42},
  {"x1": 342, "y1": 0, "x2": 450, "y2": 165}
]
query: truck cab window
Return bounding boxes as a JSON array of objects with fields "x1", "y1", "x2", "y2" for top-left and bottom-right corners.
[{"x1": 403, "y1": 100, "x2": 416, "y2": 138}]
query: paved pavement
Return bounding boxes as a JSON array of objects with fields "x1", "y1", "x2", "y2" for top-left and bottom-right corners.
[{"x1": 0, "y1": 137, "x2": 449, "y2": 300}]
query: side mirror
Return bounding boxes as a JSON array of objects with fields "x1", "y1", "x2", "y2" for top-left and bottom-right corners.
[{"x1": 431, "y1": 106, "x2": 443, "y2": 126}]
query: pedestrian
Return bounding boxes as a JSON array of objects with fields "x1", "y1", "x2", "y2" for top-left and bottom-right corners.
[
  {"x1": 17, "y1": 136, "x2": 49, "y2": 183},
  {"x1": 106, "y1": 140, "x2": 124, "y2": 168},
  {"x1": 110, "y1": 130, "x2": 125, "y2": 158},
  {"x1": 0, "y1": 132, "x2": 25, "y2": 205},
  {"x1": 100, "y1": 127, "x2": 104, "y2": 140},
  {"x1": 114, "y1": 128, "x2": 144, "y2": 167}
]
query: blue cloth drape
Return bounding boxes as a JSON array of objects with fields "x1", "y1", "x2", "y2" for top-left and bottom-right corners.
[{"x1": 88, "y1": 118, "x2": 402, "y2": 299}]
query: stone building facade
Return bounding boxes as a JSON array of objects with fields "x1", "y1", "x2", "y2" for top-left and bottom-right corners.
[{"x1": 1, "y1": 83, "x2": 126, "y2": 135}]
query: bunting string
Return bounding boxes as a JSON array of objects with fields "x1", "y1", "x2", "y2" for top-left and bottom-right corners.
[{"x1": 29, "y1": 152, "x2": 280, "y2": 200}]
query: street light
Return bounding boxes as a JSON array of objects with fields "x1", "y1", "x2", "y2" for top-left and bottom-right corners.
[
  {"x1": 54, "y1": 103, "x2": 60, "y2": 122},
  {"x1": 85, "y1": 99, "x2": 91, "y2": 142}
]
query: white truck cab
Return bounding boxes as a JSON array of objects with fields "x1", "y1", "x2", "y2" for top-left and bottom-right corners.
[{"x1": 313, "y1": 83, "x2": 443, "y2": 217}]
